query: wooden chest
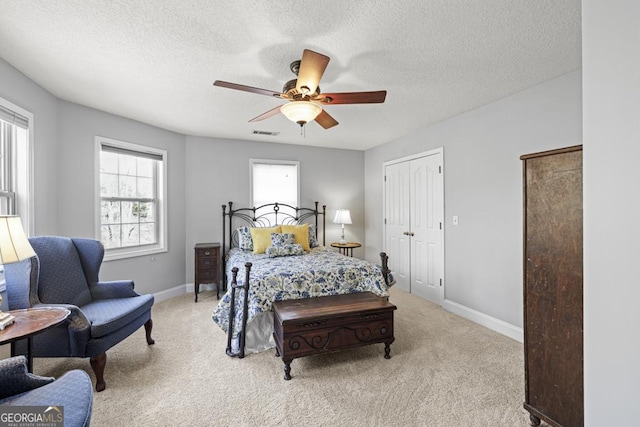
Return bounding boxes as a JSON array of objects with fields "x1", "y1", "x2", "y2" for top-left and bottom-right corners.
[{"x1": 272, "y1": 292, "x2": 396, "y2": 380}]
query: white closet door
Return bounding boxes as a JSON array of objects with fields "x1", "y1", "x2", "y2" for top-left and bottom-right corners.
[
  {"x1": 384, "y1": 162, "x2": 411, "y2": 292},
  {"x1": 384, "y1": 149, "x2": 444, "y2": 305},
  {"x1": 409, "y1": 154, "x2": 444, "y2": 305}
]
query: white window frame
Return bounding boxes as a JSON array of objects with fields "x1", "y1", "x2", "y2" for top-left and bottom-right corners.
[
  {"x1": 95, "y1": 136, "x2": 167, "y2": 261},
  {"x1": 0, "y1": 97, "x2": 33, "y2": 292},
  {"x1": 250, "y1": 158, "x2": 300, "y2": 208}
]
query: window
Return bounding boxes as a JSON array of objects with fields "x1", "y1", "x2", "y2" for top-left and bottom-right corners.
[
  {"x1": 250, "y1": 159, "x2": 299, "y2": 222},
  {"x1": 0, "y1": 100, "x2": 31, "y2": 222},
  {"x1": 96, "y1": 136, "x2": 167, "y2": 261},
  {"x1": 0, "y1": 98, "x2": 33, "y2": 290}
]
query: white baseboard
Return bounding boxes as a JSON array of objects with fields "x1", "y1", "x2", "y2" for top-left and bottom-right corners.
[
  {"x1": 443, "y1": 299, "x2": 523, "y2": 343},
  {"x1": 184, "y1": 283, "x2": 218, "y2": 293},
  {"x1": 151, "y1": 283, "x2": 220, "y2": 304},
  {"x1": 153, "y1": 284, "x2": 188, "y2": 303}
]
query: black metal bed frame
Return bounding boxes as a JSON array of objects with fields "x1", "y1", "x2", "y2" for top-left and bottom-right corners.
[
  {"x1": 221, "y1": 201, "x2": 326, "y2": 288},
  {"x1": 221, "y1": 201, "x2": 326, "y2": 358},
  {"x1": 220, "y1": 201, "x2": 391, "y2": 359},
  {"x1": 225, "y1": 263, "x2": 252, "y2": 358}
]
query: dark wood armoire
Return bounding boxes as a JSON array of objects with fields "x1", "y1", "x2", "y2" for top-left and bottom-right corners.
[{"x1": 521, "y1": 145, "x2": 583, "y2": 427}]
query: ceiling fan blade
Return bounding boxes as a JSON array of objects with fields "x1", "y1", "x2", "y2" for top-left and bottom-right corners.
[
  {"x1": 249, "y1": 105, "x2": 282, "y2": 122},
  {"x1": 317, "y1": 90, "x2": 387, "y2": 105},
  {"x1": 214, "y1": 80, "x2": 282, "y2": 98},
  {"x1": 315, "y1": 109, "x2": 339, "y2": 129},
  {"x1": 296, "y1": 49, "x2": 330, "y2": 96}
]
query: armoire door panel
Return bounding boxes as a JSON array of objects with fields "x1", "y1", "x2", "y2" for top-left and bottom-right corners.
[{"x1": 522, "y1": 146, "x2": 583, "y2": 427}]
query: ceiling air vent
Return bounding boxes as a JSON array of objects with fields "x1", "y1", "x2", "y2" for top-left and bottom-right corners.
[{"x1": 252, "y1": 130, "x2": 280, "y2": 136}]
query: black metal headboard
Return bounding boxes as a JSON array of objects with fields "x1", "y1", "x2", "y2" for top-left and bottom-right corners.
[{"x1": 221, "y1": 201, "x2": 326, "y2": 287}]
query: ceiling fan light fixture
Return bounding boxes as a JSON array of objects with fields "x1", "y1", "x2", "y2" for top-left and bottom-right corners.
[
  {"x1": 280, "y1": 101, "x2": 322, "y2": 126},
  {"x1": 214, "y1": 49, "x2": 386, "y2": 131}
]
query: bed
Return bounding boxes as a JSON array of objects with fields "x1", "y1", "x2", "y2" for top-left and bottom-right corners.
[{"x1": 212, "y1": 202, "x2": 394, "y2": 357}]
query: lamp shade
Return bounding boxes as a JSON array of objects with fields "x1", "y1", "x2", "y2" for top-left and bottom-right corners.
[
  {"x1": 0, "y1": 216, "x2": 35, "y2": 264},
  {"x1": 333, "y1": 209, "x2": 352, "y2": 225},
  {"x1": 280, "y1": 101, "x2": 322, "y2": 125}
]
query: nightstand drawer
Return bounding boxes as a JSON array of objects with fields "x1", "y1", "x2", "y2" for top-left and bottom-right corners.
[
  {"x1": 197, "y1": 267, "x2": 218, "y2": 281},
  {"x1": 197, "y1": 248, "x2": 218, "y2": 258},
  {"x1": 197, "y1": 257, "x2": 217, "y2": 268}
]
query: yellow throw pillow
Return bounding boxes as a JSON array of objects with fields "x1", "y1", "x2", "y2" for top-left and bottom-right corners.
[
  {"x1": 250, "y1": 226, "x2": 281, "y2": 254},
  {"x1": 281, "y1": 224, "x2": 310, "y2": 252}
]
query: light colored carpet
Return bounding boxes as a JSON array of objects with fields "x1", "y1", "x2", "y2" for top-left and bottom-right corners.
[{"x1": 35, "y1": 287, "x2": 531, "y2": 426}]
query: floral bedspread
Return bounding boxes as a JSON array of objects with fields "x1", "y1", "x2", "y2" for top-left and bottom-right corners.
[{"x1": 212, "y1": 246, "x2": 394, "y2": 337}]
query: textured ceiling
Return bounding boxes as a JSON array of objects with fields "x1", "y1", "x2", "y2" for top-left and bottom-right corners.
[{"x1": 0, "y1": 0, "x2": 581, "y2": 150}]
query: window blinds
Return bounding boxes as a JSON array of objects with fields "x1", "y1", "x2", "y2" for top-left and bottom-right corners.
[
  {"x1": 101, "y1": 143, "x2": 163, "y2": 161},
  {"x1": 0, "y1": 104, "x2": 28, "y2": 129}
]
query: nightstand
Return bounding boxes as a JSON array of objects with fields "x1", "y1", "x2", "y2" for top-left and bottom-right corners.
[
  {"x1": 194, "y1": 242, "x2": 221, "y2": 302},
  {"x1": 330, "y1": 242, "x2": 362, "y2": 257}
]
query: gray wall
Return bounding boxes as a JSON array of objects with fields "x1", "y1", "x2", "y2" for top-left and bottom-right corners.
[
  {"x1": 184, "y1": 136, "x2": 365, "y2": 282},
  {"x1": 583, "y1": 1, "x2": 640, "y2": 425},
  {"x1": 364, "y1": 71, "x2": 582, "y2": 330},
  {"x1": 56, "y1": 101, "x2": 187, "y2": 295},
  {"x1": 0, "y1": 57, "x2": 188, "y2": 296},
  {"x1": 0, "y1": 58, "x2": 59, "y2": 235}
]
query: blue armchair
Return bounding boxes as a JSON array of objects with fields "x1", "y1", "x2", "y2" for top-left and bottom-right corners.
[
  {"x1": 0, "y1": 356, "x2": 93, "y2": 426},
  {"x1": 4, "y1": 236, "x2": 154, "y2": 392}
]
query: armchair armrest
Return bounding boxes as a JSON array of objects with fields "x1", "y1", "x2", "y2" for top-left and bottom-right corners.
[
  {"x1": 31, "y1": 303, "x2": 91, "y2": 356},
  {"x1": 31, "y1": 303, "x2": 90, "y2": 328},
  {"x1": 0, "y1": 356, "x2": 54, "y2": 399},
  {"x1": 91, "y1": 280, "x2": 140, "y2": 300}
]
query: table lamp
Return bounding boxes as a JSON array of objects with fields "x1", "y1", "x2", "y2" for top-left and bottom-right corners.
[
  {"x1": 333, "y1": 209, "x2": 352, "y2": 244},
  {"x1": 0, "y1": 216, "x2": 36, "y2": 330}
]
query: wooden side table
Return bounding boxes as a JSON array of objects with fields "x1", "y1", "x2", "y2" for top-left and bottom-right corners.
[
  {"x1": 194, "y1": 242, "x2": 221, "y2": 302},
  {"x1": 330, "y1": 242, "x2": 362, "y2": 257},
  {"x1": 1, "y1": 307, "x2": 70, "y2": 372}
]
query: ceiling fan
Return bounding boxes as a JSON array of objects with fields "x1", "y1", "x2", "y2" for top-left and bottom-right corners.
[{"x1": 213, "y1": 49, "x2": 387, "y2": 130}]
